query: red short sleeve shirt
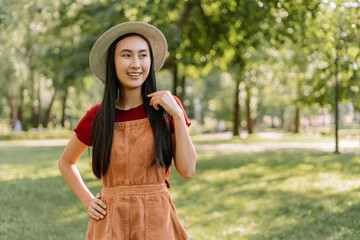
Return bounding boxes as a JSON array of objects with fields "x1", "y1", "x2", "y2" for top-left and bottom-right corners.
[{"x1": 73, "y1": 96, "x2": 191, "y2": 188}]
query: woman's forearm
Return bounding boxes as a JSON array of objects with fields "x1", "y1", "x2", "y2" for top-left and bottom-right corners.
[
  {"x1": 58, "y1": 134, "x2": 94, "y2": 209},
  {"x1": 172, "y1": 113, "x2": 197, "y2": 178},
  {"x1": 58, "y1": 161, "x2": 94, "y2": 209}
]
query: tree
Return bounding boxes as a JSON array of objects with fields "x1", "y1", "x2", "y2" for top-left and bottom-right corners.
[
  {"x1": 306, "y1": 0, "x2": 359, "y2": 151},
  {"x1": 207, "y1": 0, "x2": 320, "y2": 135}
]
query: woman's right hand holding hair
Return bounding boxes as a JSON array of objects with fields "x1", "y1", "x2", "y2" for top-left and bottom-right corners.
[{"x1": 86, "y1": 193, "x2": 107, "y2": 220}]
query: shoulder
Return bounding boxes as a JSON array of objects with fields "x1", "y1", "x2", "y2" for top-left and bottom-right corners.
[
  {"x1": 80, "y1": 103, "x2": 102, "y2": 121},
  {"x1": 75, "y1": 103, "x2": 101, "y2": 130},
  {"x1": 74, "y1": 103, "x2": 101, "y2": 146}
]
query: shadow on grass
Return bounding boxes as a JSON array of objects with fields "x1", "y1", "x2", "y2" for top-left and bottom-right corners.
[
  {"x1": 0, "y1": 145, "x2": 101, "y2": 240},
  {"x1": 2, "y1": 146, "x2": 360, "y2": 239},
  {"x1": 168, "y1": 150, "x2": 360, "y2": 239},
  {"x1": 249, "y1": 198, "x2": 360, "y2": 240},
  {"x1": 0, "y1": 175, "x2": 104, "y2": 240}
]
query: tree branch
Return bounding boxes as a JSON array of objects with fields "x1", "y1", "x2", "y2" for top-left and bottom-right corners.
[{"x1": 163, "y1": 0, "x2": 198, "y2": 69}]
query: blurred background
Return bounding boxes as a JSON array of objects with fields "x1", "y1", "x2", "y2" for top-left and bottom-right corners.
[
  {"x1": 0, "y1": 0, "x2": 359, "y2": 142},
  {"x1": 1, "y1": 1, "x2": 360, "y2": 239}
]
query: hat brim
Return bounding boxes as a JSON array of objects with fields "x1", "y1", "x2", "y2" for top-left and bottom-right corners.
[{"x1": 89, "y1": 21, "x2": 167, "y2": 83}]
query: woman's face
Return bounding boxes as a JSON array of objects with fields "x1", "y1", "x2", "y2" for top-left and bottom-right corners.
[{"x1": 114, "y1": 35, "x2": 151, "y2": 91}]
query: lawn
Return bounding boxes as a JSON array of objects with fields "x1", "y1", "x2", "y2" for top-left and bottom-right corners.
[{"x1": 1, "y1": 144, "x2": 360, "y2": 239}]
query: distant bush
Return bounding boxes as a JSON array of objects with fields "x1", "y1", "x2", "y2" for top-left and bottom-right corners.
[{"x1": 0, "y1": 128, "x2": 73, "y2": 140}]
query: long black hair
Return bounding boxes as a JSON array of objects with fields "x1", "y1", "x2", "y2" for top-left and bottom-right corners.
[{"x1": 91, "y1": 33, "x2": 173, "y2": 179}]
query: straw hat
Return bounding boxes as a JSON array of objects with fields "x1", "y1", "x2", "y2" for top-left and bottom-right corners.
[{"x1": 89, "y1": 21, "x2": 168, "y2": 83}]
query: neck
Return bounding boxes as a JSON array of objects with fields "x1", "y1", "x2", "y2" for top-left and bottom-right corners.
[{"x1": 116, "y1": 88, "x2": 143, "y2": 110}]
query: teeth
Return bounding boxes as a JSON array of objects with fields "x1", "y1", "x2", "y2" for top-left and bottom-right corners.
[{"x1": 128, "y1": 73, "x2": 141, "y2": 76}]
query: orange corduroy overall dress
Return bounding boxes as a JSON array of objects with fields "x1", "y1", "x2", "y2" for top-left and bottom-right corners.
[{"x1": 86, "y1": 118, "x2": 188, "y2": 240}]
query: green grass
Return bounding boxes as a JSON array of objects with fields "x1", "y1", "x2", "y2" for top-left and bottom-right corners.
[
  {"x1": 191, "y1": 132, "x2": 359, "y2": 145},
  {"x1": 1, "y1": 145, "x2": 360, "y2": 239},
  {"x1": 173, "y1": 150, "x2": 360, "y2": 239}
]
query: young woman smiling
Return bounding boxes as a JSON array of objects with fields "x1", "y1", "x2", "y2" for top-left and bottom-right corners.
[{"x1": 58, "y1": 21, "x2": 196, "y2": 240}]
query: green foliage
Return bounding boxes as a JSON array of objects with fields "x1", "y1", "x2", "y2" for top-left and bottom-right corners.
[
  {"x1": 308, "y1": 0, "x2": 360, "y2": 109},
  {"x1": 0, "y1": 0, "x2": 358, "y2": 132}
]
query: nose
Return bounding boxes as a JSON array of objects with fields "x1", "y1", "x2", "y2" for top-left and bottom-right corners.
[{"x1": 130, "y1": 56, "x2": 140, "y2": 69}]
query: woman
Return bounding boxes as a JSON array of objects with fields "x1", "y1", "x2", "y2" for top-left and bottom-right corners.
[{"x1": 58, "y1": 21, "x2": 197, "y2": 240}]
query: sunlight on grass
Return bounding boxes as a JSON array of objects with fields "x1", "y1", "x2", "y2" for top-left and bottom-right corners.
[
  {"x1": 1, "y1": 145, "x2": 360, "y2": 239},
  {"x1": 57, "y1": 206, "x2": 88, "y2": 223},
  {"x1": 278, "y1": 173, "x2": 360, "y2": 194},
  {"x1": 168, "y1": 150, "x2": 360, "y2": 239},
  {"x1": 0, "y1": 164, "x2": 61, "y2": 181}
]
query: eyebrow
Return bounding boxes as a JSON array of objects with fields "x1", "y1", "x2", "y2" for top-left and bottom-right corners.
[{"x1": 120, "y1": 49, "x2": 149, "y2": 53}]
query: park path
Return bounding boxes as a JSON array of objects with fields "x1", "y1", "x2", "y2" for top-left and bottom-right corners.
[
  {"x1": 195, "y1": 141, "x2": 359, "y2": 152},
  {"x1": 0, "y1": 132, "x2": 358, "y2": 153},
  {"x1": 193, "y1": 132, "x2": 359, "y2": 153},
  {"x1": 0, "y1": 139, "x2": 70, "y2": 147}
]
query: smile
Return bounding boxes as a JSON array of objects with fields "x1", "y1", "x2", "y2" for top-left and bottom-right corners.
[{"x1": 128, "y1": 73, "x2": 142, "y2": 76}]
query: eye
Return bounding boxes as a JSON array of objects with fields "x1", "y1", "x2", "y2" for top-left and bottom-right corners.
[
  {"x1": 140, "y1": 53, "x2": 148, "y2": 58},
  {"x1": 122, "y1": 53, "x2": 131, "y2": 57}
]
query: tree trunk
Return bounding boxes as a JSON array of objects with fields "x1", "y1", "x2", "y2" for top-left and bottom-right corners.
[
  {"x1": 7, "y1": 94, "x2": 18, "y2": 130},
  {"x1": 334, "y1": 50, "x2": 340, "y2": 153},
  {"x1": 61, "y1": 88, "x2": 68, "y2": 128},
  {"x1": 31, "y1": 72, "x2": 40, "y2": 128},
  {"x1": 43, "y1": 88, "x2": 57, "y2": 128},
  {"x1": 18, "y1": 82, "x2": 25, "y2": 129},
  {"x1": 26, "y1": 38, "x2": 40, "y2": 129},
  {"x1": 279, "y1": 107, "x2": 284, "y2": 129},
  {"x1": 246, "y1": 86, "x2": 253, "y2": 134},
  {"x1": 172, "y1": 64, "x2": 178, "y2": 96},
  {"x1": 38, "y1": 77, "x2": 43, "y2": 127},
  {"x1": 232, "y1": 78, "x2": 241, "y2": 136},
  {"x1": 179, "y1": 75, "x2": 186, "y2": 102},
  {"x1": 292, "y1": 105, "x2": 300, "y2": 133}
]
